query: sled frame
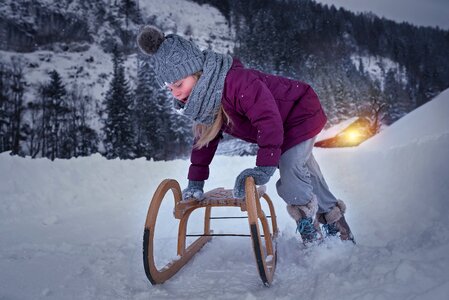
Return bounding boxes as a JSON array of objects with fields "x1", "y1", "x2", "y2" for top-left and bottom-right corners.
[{"x1": 143, "y1": 177, "x2": 278, "y2": 286}]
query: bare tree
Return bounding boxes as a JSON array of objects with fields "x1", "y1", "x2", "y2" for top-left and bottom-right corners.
[
  {"x1": 25, "y1": 102, "x2": 42, "y2": 158},
  {"x1": 364, "y1": 81, "x2": 388, "y2": 135},
  {"x1": 67, "y1": 83, "x2": 98, "y2": 157}
]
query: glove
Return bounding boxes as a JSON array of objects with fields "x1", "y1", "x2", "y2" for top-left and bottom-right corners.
[
  {"x1": 182, "y1": 180, "x2": 205, "y2": 200},
  {"x1": 233, "y1": 166, "x2": 276, "y2": 199}
]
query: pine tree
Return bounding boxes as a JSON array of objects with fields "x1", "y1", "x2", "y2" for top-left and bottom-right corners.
[
  {"x1": 119, "y1": 0, "x2": 139, "y2": 28},
  {"x1": 9, "y1": 61, "x2": 27, "y2": 155},
  {"x1": 383, "y1": 69, "x2": 409, "y2": 123},
  {"x1": 133, "y1": 54, "x2": 194, "y2": 161},
  {"x1": 166, "y1": 109, "x2": 193, "y2": 160},
  {"x1": 102, "y1": 46, "x2": 136, "y2": 159},
  {"x1": 134, "y1": 57, "x2": 165, "y2": 159},
  {"x1": 42, "y1": 70, "x2": 69, "y2": 160},
  {"x1": 0, "y1": 64, "x2": 10, "y2": 153}
]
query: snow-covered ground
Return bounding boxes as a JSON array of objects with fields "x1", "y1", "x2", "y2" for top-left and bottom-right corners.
[{"x1": 1, "y1": 89, "x2": 449, "y2": 299}]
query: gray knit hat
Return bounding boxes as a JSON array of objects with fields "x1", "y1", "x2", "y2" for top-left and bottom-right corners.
[{"x1": 137, "y1": 25, "x2": 204, "y2": 86}]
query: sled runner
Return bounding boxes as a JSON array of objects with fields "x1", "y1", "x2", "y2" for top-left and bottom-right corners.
[{"x1": 143, "y1": 177, "x2": 279, "y2": 286}]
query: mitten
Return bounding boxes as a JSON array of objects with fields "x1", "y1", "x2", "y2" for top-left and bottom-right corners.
[
  {"x1": 182, "y1": 180, "x2": 205, "y2": 200},
  {"x1": 233, "y1": 166, "x2": 276, "y2": 199}
]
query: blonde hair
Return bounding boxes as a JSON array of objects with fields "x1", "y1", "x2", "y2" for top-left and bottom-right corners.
[
  {"x1": 192, "y1": 71, "x2": 202, "y2": 81},
  {"x1": 194, "y1": 106, "x2": 231, "y2": 149}
]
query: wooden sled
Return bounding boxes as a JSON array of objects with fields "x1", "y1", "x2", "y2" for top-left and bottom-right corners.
[{"x1": 143, "y1": 177, "x2": 279, "y2": 286}]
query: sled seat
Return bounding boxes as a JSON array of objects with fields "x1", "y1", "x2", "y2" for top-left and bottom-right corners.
[
  {"x1": 174, "y1": 186, "x2": 266, "y2": 218},
  {"x1": 143, "y1": 178, "x2": 278, "y2": 287}
]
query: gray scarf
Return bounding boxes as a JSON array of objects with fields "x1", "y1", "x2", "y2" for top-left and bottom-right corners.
[{"x1": 174, "y1": 50, "x2": 233, "y2": 125}]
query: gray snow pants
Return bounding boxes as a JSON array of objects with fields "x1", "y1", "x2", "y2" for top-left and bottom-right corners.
[{"x1": 276, "y1": 137, "x2": 338, "y2": 214}]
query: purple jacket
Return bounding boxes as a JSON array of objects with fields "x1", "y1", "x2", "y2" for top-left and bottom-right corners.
[{"x1": 188, "y1": 59, "x2": 327, "y2": 181}]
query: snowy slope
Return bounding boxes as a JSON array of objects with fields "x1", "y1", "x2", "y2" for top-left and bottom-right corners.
[
  {"x1": 0, "y1": 0, "x2": 233, "y2": 133},
  {"x1": 1, "y1": 92, "x2": 449, "y2": 299},
  {"x1": 361, "y1": 88, "x2": 449, "y2": 149}
]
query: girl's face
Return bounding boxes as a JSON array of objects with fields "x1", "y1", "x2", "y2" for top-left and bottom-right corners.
[{"x1": 167, "y1": 75, "x2": 198, "y2": 104}]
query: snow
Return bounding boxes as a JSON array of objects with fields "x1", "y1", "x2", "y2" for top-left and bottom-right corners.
[
  {"x1": 0, "y1": 44, "x2": 120, "y2": 133},
  {"x1": 0, "y1": 44, "x2": 114, "y2": 101},
  {"x1": 1, "y1": 99, "x2": 449, "y2": 298},
  {"x1": 0, "y1": 0, "x2": 234, "y2": 136},
  {"x1": 351, "y1": 54, "x2": 408, "y2": 90},
  {"x1": 360, "y1": 88, "x2": 449, "y2": 150},
  {"x1": 139, "y1": 0, "x2": 234, "y2": 54},
  {"x1": 2, "y1": 1, "x2": 447, "y2": 296}
]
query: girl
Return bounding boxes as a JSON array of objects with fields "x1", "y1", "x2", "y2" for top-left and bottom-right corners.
[{"x1": 137, "y1": 25, "x2": 354, "y2": 244}]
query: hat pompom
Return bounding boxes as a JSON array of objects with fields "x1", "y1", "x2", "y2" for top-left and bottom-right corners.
[{"x1": 137, "y1": 25, "x2": 165, "y2": 55}]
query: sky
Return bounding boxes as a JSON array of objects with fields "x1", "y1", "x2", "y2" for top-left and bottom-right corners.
[{"x1": 315, "y1": 0, "x2": 449, "y2": 30}]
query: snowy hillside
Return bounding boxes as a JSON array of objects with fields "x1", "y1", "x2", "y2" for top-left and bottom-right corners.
[
  {"x1": 361, "y1": 88, "x2": 449, "y2": 149},
  {"x1": 0, "y1": 0, "x2": 233, "y2": 131},
  {"x1": 140, "y1": 0, "x2": 234, "y2": 53},
  {"x1": 1, "y1": 90, "x2": 449, "y2": 299},
  {"x1": 351, "y1": 54, "x2": 408, "y2": 90},
  {"x1": 0, "y1": 0, "x2": 233, "y2": 94}
]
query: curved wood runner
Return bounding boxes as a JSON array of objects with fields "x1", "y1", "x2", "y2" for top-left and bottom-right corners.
[{"x1": 143, "y1": 178, "x2": 278, "y2": 286}]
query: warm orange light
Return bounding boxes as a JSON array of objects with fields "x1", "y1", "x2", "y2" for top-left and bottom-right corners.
[{"x1": 346, "y1": 129, "x2": 361, "y2": 142}]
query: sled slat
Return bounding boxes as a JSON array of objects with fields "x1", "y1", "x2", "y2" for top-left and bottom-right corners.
[{"x1": 174, "y1": 186, "x2": 266, "y2": 219}]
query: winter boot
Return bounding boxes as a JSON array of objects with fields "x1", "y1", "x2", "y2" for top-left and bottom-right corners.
[
  {"x1": 317, "y1": 200, "x2": 355, "y2": 244},
  {"x1": 287, "y1": 195, "x2": 322, "y2": 244}
]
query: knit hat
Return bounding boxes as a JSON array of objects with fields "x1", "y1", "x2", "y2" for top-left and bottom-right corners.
[
  {"x1": 137, "y1": 25, "x2": 205, "y2": 86},
  {"x1": 136, "y1": 25, "x2": 233, "y2": 125}
]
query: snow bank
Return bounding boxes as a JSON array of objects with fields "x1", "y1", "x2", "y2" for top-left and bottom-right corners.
[{"x1": 361, "y1": 88, "x2": 449, "y2": 150}]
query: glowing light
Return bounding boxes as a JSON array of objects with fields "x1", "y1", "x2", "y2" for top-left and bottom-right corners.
[{"x1": 346, "y1": 129, "x2": 361, "y2": 142}]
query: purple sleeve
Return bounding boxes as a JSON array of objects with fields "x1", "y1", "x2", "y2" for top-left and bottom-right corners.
[
  {"x1": 187, "y1": 131, "x2": 223, "y2": 181},
  {"x1": 239, "y1": 79, "x2": 283, "y2": 166}
]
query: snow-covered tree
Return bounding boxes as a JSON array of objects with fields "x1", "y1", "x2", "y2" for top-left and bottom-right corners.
[
  {"x1": 133, "y1": 57, "x2": 166, "y2": 160},
  {"x1": 102, "y1": 46, "x2": 136, "y2": 159},
  {"x1": 42, "y1": 70, "x2": 70, "y2": 160}
]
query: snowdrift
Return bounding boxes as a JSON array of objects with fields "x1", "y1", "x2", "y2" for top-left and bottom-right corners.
[{"x1": 361, "y1": 88, "x2": 449, "y2": 150}]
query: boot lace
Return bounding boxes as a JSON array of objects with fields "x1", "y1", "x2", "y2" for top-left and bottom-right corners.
[
  {"x1": 323, "y1": 223, "x2": 339, "y2": 236},
  {"x1": 296, "y1": 217, "x2": 317, "y2": 242}
]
